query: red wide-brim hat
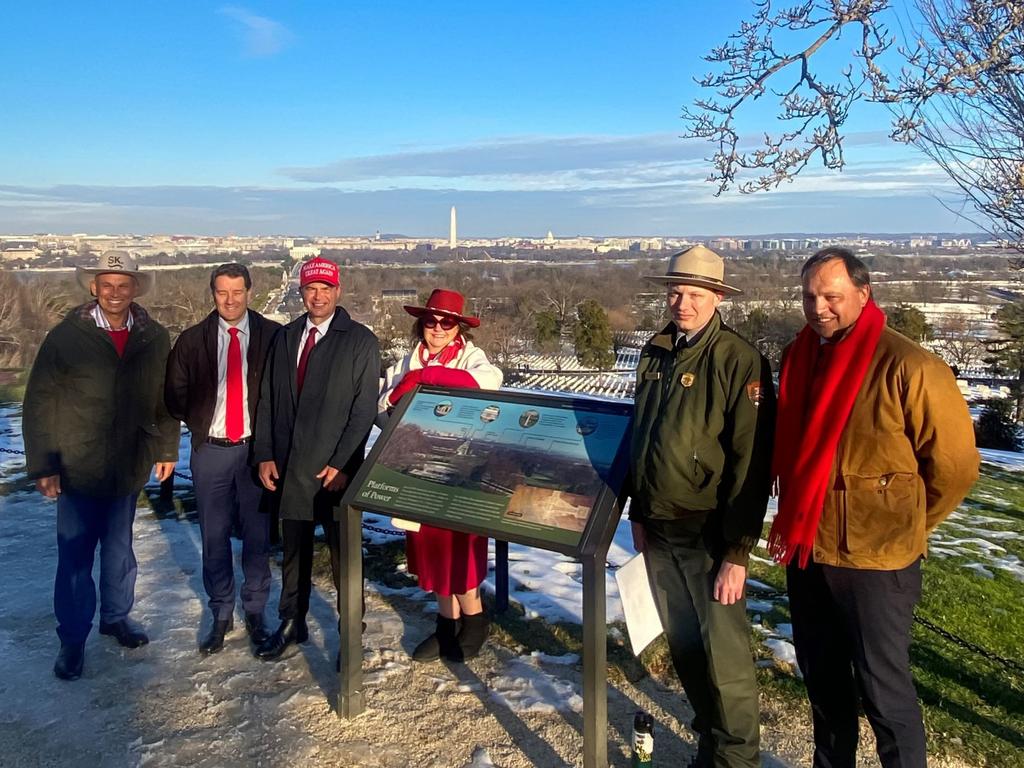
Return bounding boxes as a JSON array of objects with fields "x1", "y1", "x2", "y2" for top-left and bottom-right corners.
[{"x1": 404, "y1": 288, "x2": 480, "y2": 327}]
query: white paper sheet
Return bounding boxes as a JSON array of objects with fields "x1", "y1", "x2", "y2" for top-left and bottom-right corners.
[
  {"x1": 614, "y1": 552, "x2": 664, "y2": 656},
  {"x1": 390, "y1": 518, "x2": 421, "y2": 533}
]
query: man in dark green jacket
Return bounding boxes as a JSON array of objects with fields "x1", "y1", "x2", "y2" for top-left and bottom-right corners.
[
  {"x1": 630, "y1": 245, "x2": 775, "y2": 768},
  {"x1": 23, "y1": 251, "x2": 179, "y2": 681}
]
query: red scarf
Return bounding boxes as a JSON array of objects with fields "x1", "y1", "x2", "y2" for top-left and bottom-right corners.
[
  {"x1": 418, "y1": 334, "x2": 465, "y2": 367},
  {"x1": 767, "y1": 300, "x2": 886, "y2": 567}
]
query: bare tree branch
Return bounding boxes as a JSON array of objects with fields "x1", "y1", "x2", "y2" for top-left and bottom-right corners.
[{"x1": 685, "y1": 0, "x2": 1024, "y2": 256}]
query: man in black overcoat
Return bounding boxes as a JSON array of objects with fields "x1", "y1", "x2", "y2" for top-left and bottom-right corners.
[
  {"x1": 253, "y1": 257, "x2": 380, "y2": 660},
  {"x1": 164, "y1": 263, "x2": 281, "y2": 655}
]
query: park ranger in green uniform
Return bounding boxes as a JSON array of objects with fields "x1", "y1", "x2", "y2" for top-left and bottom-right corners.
[{"x1": 628, "y1": 244, "x2": 776, "y2": 768}]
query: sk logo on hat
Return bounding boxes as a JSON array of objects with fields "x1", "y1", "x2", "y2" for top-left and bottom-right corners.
[
  {"x1": 108, "y1": 255, "x2": 124, "y2": 269},
  {"x1": 680, "y1": 372, "x2": 696, "y2": 387}
]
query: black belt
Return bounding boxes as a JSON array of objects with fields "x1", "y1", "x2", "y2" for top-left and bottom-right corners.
[{"x1": 206, "y1": 436, "x2": 251, "y2": 447}]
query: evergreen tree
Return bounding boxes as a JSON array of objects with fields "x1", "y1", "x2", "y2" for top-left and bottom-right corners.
[
  {"x1": 986, "y1": 302, "x2": 1024, "y2": 422},
  {"x1": 573, "y1": 299, "x2": 615, "y2": 370},
  {"x1": 975, "y1": 399, "x2": 1022, "y2": 451},
  {"x1": 887, "y1": 304, "x2": 934, "y2": 343},
  {"x1": 534, "y1": 310, "x2": 560, "y2": 353}
]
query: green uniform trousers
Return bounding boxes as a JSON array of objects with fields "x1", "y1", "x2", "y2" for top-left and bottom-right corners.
[{"x1": 643, "y1": 518, "x2": 760, "y2": 768}]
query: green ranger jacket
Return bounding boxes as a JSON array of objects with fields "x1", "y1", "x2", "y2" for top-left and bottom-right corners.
[{"x1": 629, "y1": 312, "x2": 776, "y2": 565}]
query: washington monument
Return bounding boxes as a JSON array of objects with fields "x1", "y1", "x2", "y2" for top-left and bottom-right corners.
[{"x1": 449, "y1": 206, "x2": 457, "y2": 249}]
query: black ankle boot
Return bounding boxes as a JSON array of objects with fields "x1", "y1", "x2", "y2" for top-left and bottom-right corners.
[
  {"x1": 454, "y1": 611, "x2": 490, "y2": 660},
  {"x1": 54, "y1": 643, "x2": 85, "y2": 680},
  {"x1": 412, "y1": 615, "x2": 461, "y2": 662},
  {"x1": 199, "y1": 618, "x2": 233, "y2": 655},
  {"x1": 244, "y1": 613, "x2": 269, "y2": 645}
]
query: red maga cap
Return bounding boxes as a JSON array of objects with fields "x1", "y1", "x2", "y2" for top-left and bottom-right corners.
[{"x1": 299, "y1": 257, "x2": 340, "y2": 287}]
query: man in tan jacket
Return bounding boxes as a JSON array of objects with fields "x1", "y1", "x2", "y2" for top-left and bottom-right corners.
[{"x1": 769, "y1": 247, "x2": 978, "y2": 768}]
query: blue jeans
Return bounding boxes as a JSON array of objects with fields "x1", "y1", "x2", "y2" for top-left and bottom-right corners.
[{"x1": 54, "y1": 490, "x2": 138, "y2": 644}]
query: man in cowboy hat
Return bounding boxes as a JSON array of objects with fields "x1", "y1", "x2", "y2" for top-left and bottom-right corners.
[
  {"x1": 769, "y1": 248, "x2": 977, "y2": 767},
  {"x1": 628, "y1": 244, "x2": 775, "y2": 767},
  {"x1": 23, "y1": 250, "x2": 179, "y2": 680},
  {"x1": 253, "y1": 257, "x2": 380, "y2": 661}
]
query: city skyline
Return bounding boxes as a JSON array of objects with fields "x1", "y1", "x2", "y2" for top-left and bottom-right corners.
[{"x1": 1, "y1": 3, "x2": 979, "y2": 236}]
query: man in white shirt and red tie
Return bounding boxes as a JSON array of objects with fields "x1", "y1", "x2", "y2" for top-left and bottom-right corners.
[
  {"x1": 253, "y1": 257, "x2": 379, "y2": 661},
  {"x1": 165, "y1": 264, "x2": 281, "y2": 655}
]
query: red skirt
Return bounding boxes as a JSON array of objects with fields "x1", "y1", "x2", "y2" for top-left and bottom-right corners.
[{"x1": 406, "y1": 524, "x2": 488, "y2": 596}]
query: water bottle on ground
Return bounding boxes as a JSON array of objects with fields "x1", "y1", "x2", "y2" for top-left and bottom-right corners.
[{"x1": 631, "y1": 710, "x2": 654, "y2": 767}]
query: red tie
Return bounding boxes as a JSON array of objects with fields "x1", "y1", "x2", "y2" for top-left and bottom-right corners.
[
  {"x1": 296, "y1": 326, "x2": 318, "y2": 394},
  {"x1": 225, "y1": 327, "x2": 243, "y2": 441}
]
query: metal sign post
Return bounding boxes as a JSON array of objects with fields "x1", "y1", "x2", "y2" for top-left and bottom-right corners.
[
  {"x1": 338, "y1": 507, "x2": 364, "y2": 718},
  {"x1": 582, "y1": 551, "x2": 608, "y2": 768}
]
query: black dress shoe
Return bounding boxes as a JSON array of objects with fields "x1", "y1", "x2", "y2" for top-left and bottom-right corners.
[
  {"x1": 199, "y1": 618, "x2": 233, "y2": 656},
  {"x1": 244, "y1": 613, "x2": 269, "y2": 645},
  {"x1": 255, "y1": 619, "x2": 308, "y2": 661},
  {"x1": 54, "y1": 643, "x2": 85, "y2": 680},
  {"x1": 99, "y1": 618, "x2": 149, "y2": 648}
]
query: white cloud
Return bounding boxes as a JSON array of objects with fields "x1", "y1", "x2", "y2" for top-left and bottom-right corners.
[
  {"x1": 277, "y1": 132, "x2": 956, "y2": 200},
  {"x1": 219, "y1": 6, "x2": 293, "y2": 58}
]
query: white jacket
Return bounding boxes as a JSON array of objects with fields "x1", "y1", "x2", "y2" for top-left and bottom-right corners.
[{"x1": 377, "y1": 339, "x2": 503, "y2": 416}]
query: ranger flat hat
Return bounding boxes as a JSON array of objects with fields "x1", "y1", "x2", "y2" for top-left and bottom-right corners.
[
  {"x1": 643, "y1": 244, "x2": 742, "y2": 295},
  {"x1": 75, "y1": 250, "x2": 153, "y2": 296}
]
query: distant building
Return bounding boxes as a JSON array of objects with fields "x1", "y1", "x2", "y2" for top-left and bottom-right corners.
[
  {"x1": 373, "y1": 288, "x2": 419, "y2": 324},
  {"x1": 450, "y1": 207, "x2": 457, "y2": 249},
  {"x1": 290, "y1": 245, "x2": 321, "y2": 260}
]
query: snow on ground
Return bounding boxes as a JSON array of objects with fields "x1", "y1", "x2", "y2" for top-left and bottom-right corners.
[
  {"x1": 488, "y1": 656, "x2": 584, "y2": 715},
  {"x1": 0, "y1": 402, "x2": 1013, "y2": 766},
  {"x1": 1, "y1": 481, "x2": 835, "y2": 767},
  {"x1": 978, "y1": 447, "x2": 1024, "y2": 470}
]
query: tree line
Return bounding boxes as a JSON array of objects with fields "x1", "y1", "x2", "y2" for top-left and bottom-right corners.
[{"x1": 1, "y1": 257, "x2": 1021, "y2": 425}]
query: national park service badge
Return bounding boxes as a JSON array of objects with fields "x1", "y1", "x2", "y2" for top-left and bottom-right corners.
[
  {"x1": 746, "y1": 381, "x2": 763, "y2": 407},
  {"x1": 680, "y1": 372, "x2": 696, "y2": 387}
]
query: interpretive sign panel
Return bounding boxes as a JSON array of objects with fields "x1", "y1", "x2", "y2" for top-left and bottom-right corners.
[
  {"x1": 346, "y1": 387, "x2": 632, "y2": 555},
  {"x1": 339, "y1": 387, "x2": 633, "y2": 767}
]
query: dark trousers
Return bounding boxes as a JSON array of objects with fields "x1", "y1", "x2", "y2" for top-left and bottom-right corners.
[
  {"x1": 191, "y1": 442, "x2": 270, "y2": 620},
  {"x1": 787, "y1": 558, "x2": 926, "y2": 768},
  {"x1": 278, "y1": 505, "x2": 341, "y2": 621},
  {"x1": 644, "y1": 521, "x2": 760, "y2": 768},
  {"x1": 55, "y1": 490, "x2": 138, "y2": 645}
]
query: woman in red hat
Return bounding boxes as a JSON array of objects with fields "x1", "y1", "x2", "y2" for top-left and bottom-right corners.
[{"x1": 378, "y1": 289, "x2": 503, "y2": 662}]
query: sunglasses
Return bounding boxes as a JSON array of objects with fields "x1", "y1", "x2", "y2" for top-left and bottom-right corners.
[{"x1": 423, "y1": 315, "x2": 459, "y2": 330}]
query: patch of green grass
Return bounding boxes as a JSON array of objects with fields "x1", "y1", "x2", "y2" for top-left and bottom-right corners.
[
  {"x1": 0, "y1": 368, "x2": 26, "y2": 404},
  {"x1": 748, "y1": 463, "x2": 1024, "y2": 767},
  {"x1": 912, "y1": 559, "x2": 1024, "y2": 766}
]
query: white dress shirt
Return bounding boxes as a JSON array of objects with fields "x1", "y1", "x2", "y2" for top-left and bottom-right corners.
[
  {"x1": 209, "y1": 313, "x2": 251, "y2": 439},
  {"x1": 295, "y1": 314, "x2": 332, "y2": 369}
]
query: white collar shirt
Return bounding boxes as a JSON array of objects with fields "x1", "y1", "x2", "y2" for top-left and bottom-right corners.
[
  {"x1": 295, "y1": 313, "x2": 332, "y2": 368},
  {"x1": 91, "y1": 302, "x2": 135, "y2": 331},
  {"x1": 209, "y1": 313, "x2": 251, "y2": 439}
]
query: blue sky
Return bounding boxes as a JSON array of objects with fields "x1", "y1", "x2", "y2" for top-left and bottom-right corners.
[{"x1": 0, "y1": 2, "x2": 974, "y2": 236}]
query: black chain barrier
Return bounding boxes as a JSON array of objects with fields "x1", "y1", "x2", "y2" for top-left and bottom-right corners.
[
  {"x1": 363, "y1": 523, "x2": 405, "y2": 537},
  {"x1": 5, "y1": 443, "x2": 1024, "y2": 673},
  {"x1": 737, "y1": 583, "x2": 1024, "y2": 676},
  {"x1": 913, "y1": 614, "x2": 1024, "y2": 675}
]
